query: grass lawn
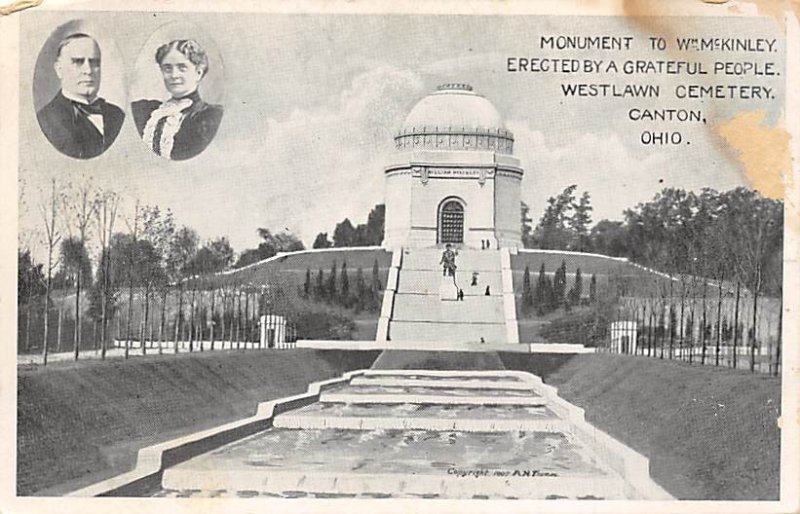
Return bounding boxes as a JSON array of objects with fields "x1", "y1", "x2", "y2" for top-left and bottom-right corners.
[
  {"x1": 371, "y1": 350, "x2": 506, "y2": 370},
  {"x1": 499, "y1": 352, "x2": 781, "y2": 500},
  {"x1": 17, "y1": 349, "x2": 379, "y2": 495},
  {"x1": 206, "y1": 248, "x2": 393, "y2": 288},
  {"x1": 510, "y1": 250, "x2": 679, "y2": 300},
  {"x1": 511, "y1": 251, "x2": 652, "y2": 277}
]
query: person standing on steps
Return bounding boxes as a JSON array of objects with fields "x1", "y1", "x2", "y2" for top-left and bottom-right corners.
[
  {"x1": 440, "y1": 243, "x2": 457, "y2": 277},
  {"x1": 485, "y1": 285, "x2": 491, "y2": 296}
]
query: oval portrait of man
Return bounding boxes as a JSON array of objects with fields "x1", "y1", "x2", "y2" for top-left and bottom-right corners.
[
  {"x1": 131, "y1": 23, "x2": 224, "y2": 161},
  {"x1": 33, "y1": 21, "x2": 126, "y2": 160}
]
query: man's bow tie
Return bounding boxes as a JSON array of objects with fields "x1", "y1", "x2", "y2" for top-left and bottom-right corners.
[{"x1": 72, "y1": 99, "x2": 105, "y2": 117}]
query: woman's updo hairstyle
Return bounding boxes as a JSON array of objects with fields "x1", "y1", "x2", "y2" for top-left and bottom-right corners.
[{"x1": 155, "y1": 39, "x2": 209, "y2": 77}]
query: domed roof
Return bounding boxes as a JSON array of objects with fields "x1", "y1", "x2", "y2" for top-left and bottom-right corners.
[{"x1": 402, "y1": 84, "x2": 505, "y2": 131}]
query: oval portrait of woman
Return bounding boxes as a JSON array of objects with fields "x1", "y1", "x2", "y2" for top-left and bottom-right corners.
[
  {"x1": 33, "y1": 20, "x2": 126, "y2": 160},
  {"x1": 131, "y1": 24, "x2": 224, "y2": 161}
]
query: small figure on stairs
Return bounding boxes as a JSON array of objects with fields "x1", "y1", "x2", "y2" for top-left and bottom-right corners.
[
  {"x1": 440, "y1": 243, "x2": 457, "y2": 277},
  {"x1": 484, "y1": 285, "x2": 491, "y2": 296},
  {"x1": 471, "y1": 272, "x2": 478, "y2": 287},
  {"x1": 457, "y1": 289, "x2": 464, "y2": 301}
]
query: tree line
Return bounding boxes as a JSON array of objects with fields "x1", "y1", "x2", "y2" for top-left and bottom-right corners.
[
  {"x1": 17, "y1": 180, "x2": 390, "y2": 364},
  {"x1": 18, "y1": 177, "x2": 782, "y2": 365},
  {"x1": 18, "y1": 178, "x2": 245, "y2": 363},
  {"x1": 312, "y1": 204, "x2": 385, "y2": 249},
  {"x1": 230, "y1": 203, "x2": 385, "y2": 268},
  {"x1": 522, "y1": 185, "x2": 782, "y2": 374},
  {"x1": 523, "y1": 185, "x2": 783, "y2": 298},
  {"x1": 301, "y1": 259, "x2": 384, "y2": 313},
  {"x1": 521, "y1": 261, "x2": 597, "y2": 316}
]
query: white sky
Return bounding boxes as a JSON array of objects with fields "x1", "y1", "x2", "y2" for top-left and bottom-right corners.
[{"x1": 17, "y1": 12, "x2": 785, "y2": 261}]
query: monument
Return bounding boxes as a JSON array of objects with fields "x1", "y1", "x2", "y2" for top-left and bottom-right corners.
[{"x1": 383, "y1": 83, "x2": 525, "y2": 250}]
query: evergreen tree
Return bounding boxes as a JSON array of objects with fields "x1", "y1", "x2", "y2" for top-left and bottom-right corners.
[
  {"x1": 522, "y1": 265, "x2": 533, "y2": 312},
  {"x1": 364, "y1": 204, "x2": 386, "y2": 246},
  {"x1": 568, "y1": 267, "x2": 583, "y2": 307},
  {"x1": 532, "y1": 185, "x2": 577, "y2": 249},
  {"x1": 327, "y1": 261, "x2": 337, "y2": 302},
  {"x1": 312, "y1": 232, "x2": 332, "y2": 249},
  {"x1": 520, "y1": 202, "x2": 534, "y2": 249},
  {"x1": 315, "y1": 269, "x2": 325, "y2": 299},
  {"x1": 367, "y1": 259, "x2": 383, "y2": 311},
  {"x1": 303, "y1": 268, "x2": 311, "y2": 298},
  {"x1": 372, "y1": 259, "x2": 382, "y2": 291},
  {"x1": 354, "y1": 267, "x2": 367, "y2": 312},
  {"x1": 17, "y1": 250, "x2": 46, "y2": 305},
  {"x1": 544, "y1": 275, "x2": 555, "y2": 313},
  {"x1": 570, "y1": 192, "x2": 593, "y2": 251},
  {"x1": 534, "y1": 263, "x2": 547, "y2": 315},
  {"x1": 553, "y1": 260, "x2": 567, "y2": 310},
  {"x1": 87, "y1": 248, "x2": 117, "y2": 323},
  {"x1": 333, "y1": 219, "x2": 358, "y2": 247},
  {"x1": 340, "y1": 261, "x2": 350, "y2": 307},
  {"x1": 589, "y1": 274, "x2": 597, "y2": 303},
  {"x1": 722, "y1": 317, "x2": 731, "y2": 341}
]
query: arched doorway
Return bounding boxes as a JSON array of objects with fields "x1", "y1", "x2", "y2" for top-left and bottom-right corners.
[{"x1": 438, "y1": 199, "x2": 464, "y2": 244}]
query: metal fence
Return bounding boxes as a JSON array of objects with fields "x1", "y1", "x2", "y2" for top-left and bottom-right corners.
[
  {"x1": 18, "y1": 288, "x2": 299, "y2": 364},
  {"x1": 600, "y1": 294, "x2": 782, "y2": 376}
]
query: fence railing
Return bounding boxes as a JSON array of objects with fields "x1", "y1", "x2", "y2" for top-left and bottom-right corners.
[
  {"x1": 600, "y1": 331, "x2": 781, "y2": 376},
  {"x1": 18, "y1": 303, "x2": 299, "y2": 364}
]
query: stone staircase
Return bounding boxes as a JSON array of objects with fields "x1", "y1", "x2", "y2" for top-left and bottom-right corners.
[
  {"x1": 159, "y1": 369, "x2": 671, "y2": 500},
  {"x1": 388, "y1": 248, "x2": 510, "y2": 343}
]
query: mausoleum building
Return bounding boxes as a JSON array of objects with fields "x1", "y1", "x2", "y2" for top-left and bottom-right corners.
[{"x1": 383, "y1": 83, "x2": 525, "y2": 250}]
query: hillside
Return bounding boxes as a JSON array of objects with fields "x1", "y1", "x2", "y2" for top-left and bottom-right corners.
[
  {"x1": 500, "y1": 353, "x2": 781, "y2": 500},
  {"x1": 208, "y1": 248, "x2": 393, "y2": 289},
  {"x1": 17, "y1": 349, "x2": 380, "y2": 495},
  {"x1": 511, "y1": 249, "x2": 673, "y2": 297}
]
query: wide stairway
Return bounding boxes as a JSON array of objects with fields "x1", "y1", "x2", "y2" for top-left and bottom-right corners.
[
  {"x1": 159, "y1": 368, "x2": 666, "y2": 499},
  {"x1": 388, "y1": 248, "x2": 508, "y2": 343}
]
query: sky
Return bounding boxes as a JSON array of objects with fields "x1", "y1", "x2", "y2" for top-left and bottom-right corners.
[{"x1": 17, "y1": 11, "x2": 785, "y2": 261}]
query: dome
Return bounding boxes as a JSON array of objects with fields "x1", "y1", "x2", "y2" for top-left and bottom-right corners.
[
  {"x1": 402, "y1": 84, "x2": 505, "y2": 131},
  {"x1": 394, "y1": 84, "x2": 514, "y2": 154}
]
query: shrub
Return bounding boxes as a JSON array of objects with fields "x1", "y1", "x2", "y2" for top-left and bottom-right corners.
[
  {"x1": 539, "y1": 306, "x2": 614, "y2": 346},
  {"x1": 294, "y1": 309, "x2": 356, "y2": 340}
]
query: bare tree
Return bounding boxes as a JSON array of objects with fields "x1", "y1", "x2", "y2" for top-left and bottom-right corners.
[
  {"x1": 94, "y1": 189, "x2": 120, "y2": 359},
  {"x1": 18, "y1": 178, "x2": 42, "y2": 353},
  {"x1": 62, "y1": 179, "x2": 98, "y2": 360},
  {"x1": 38, "y1": 179, "x2": 62, "y2": 365},
  {"x1": 123, "y1": 200, "x2": 141, "y2": 359},
  {"x1": 209, "y1": 287, "x2": 217, "y2": 350},
  {"x1": 168, "y1": 226, "x2": 199, "y2": 352},
  {"x1": 139, "y1": 207, "x2": 175, "y2": 354},
  {"x1": 700, "y1": 280, "x2": 708, "y2": 365}
]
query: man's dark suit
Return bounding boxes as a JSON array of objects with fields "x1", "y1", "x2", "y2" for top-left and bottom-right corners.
[{"x1": 36, "y1": 91, "x2": 125, "y2": 159}]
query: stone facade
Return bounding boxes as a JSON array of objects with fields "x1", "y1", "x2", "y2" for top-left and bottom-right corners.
[{"x1": 383, "y1": 84, "x2": 524, "y2": 249}]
